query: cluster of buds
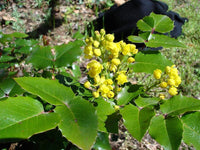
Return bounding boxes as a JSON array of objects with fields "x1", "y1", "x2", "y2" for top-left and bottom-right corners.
[
  {"x1": 83, "y1": 29, "x2": 138, "y2": 99},
  {"x1": 153, "y1": 65, "x2": 182, "y2": 99}
]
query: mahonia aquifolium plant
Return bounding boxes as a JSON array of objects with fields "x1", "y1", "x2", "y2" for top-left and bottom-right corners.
[
  {"x1": 83, "y1": 29, "x2": 181, "y2": 100},
  {"x1": 84, "y1": 29, "x2": 138, "y2": 99},
  {"x1": 153, "y1": 65, "x2": 181, "y2": 99}
]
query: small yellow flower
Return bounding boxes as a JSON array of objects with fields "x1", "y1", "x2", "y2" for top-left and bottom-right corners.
[
  {"x1": 109, "y1": 64, "x2": 117, "y2": 72},
  {"x1": 93, "y1": 48, "x2": 101, "y2": 57},
  {"x1": 153, "y1": 69, "x2": 162, "y2": 79},
  {"x1": 160, "y1": 82, "x2": 168, "y2": 88},
  {"x1": 87, "y1": 60, "x2": 103, "y2": 77},
  {"x1": 93, "y1": 91, "x2": 99, "y2": 98},
  {"x1": 84, "y1": 81, "x2": 91, "y2": 89},
  {"x1": 128, "y1": 57, "x2": 135, "y2": 63},
  {"x1": 111, "y1": 58, "x2": 120, "y2": 66},
  {"x1": 100, "y1": 29, "x2": 105, "y2": 36},
  {"x1": 168, "y1": 86, "x2": 178, "y2": 96},
  {"x1": 167, "y1": 78, "x2": 176, "y2": 86},
  {"x1": 107, "y1": 91, "x2": 115, "y2": 98},
  {"x1": 159, "y1": 94, "x2": 165, "y2": 100},
  {"x1": 105, "y1": 79, "x2": 113, "y2": 85},
  {"x1": 175, "y1": 76, "x2": 181, "y2": 87},
  {"x1": 116, "y1": 73, "x2": 128, "y2": 85}
]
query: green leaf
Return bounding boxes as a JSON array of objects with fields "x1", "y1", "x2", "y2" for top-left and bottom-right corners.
[
  {"x1": 0, "y1": 97, "x2": 60, "y2": 142},
  {"x1": 149, "y1": 115, "x2": 183, "y2": 150},
  {"x1": 93, "y1": 132, "x2": 111, "y2": 150},
  {"x1": 72, "y1": 31, "x2": 85, "y2": 39},
  {"x1": 95, "y1": 98, "x2": 115, "y2": 132},
  {"x1": 128, "y1": 35, "x2": 145, "y2": 43},
  {"x1": 71, "y1": 64, "x2": 81, "y2": 79},
  {"x1": 137, "y1": 16, "x2": 154, "y2": 32},
  {"x1": 135, "y1": 96, "x2": 160, "y2": 107},
  {"x1": 7, "y1": 32, "x2": 28, "y2": 38},
  {"x1": 160, "y1": 95, "x2": 200, "y2": 116},
  {"x1": 117, "y1": 84, "x2": 143, "y2": 105},
  {"x1": 146, "y1": 34, "x2": 186, "y2": 48},
  {"x1": 0, "y1": 78, "x2": 24, "y2": 97},
  {"x1": 55, "y1": 97, "x2": 98, "y2": 150},
  {"x1": 182, "y1": 112, "x2": 200, "y2": 149},
  {"x1": 150, "y1": 12, "x2": 174, "y2": 33},
  {"x1": 27, "y1": 46, "x2": 54, "y2": 69},
  {"x1": 15, "y1": 77, "x2": 75, "y2": 105},
  {"x1": 120, "y1": 104, "x2": 155, "y2": 141},
  {"x1": 0, "y1": 55, "x2": 15, "y2": 63},
  {"x1": 129, "y1": 51, "x2": 173, "y2": 74},
  {"x1": 54, "y1": 40, "x2": 84, "y2": 67}
]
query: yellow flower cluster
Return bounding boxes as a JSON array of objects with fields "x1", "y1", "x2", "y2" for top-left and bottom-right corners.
[
  {"x1": 83, "y1": 29, "x2": 138, "y2": 99},
  {"x1": 153, "y1": 65, "x2": 181, "y2": 98}
]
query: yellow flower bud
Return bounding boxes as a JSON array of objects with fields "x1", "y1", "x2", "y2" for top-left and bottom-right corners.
[
  {"x1": 105, "y1": 34, "x2": 114, "y2": 42},
  {"x1": 160, "y1": 82, "x2": 168, "y2": 88},
  {"x1": 153, "y1": 69, "x2": 162, "y2": 79},
  {"x1": 168, "y1": 86, "x2": 178, "y2": 96},
  {"x1": 84, "y1": 81, "x2": 91, "y2": 89},
  {"x1": 93, "y1": 48, "x2": 101, "y2": 57},
  {"x1": 93, "y1": 91, "x2": 99, "y2": 98},
  {"x1": 159, "y1": 94, "x2": 165, "y2": 100},
  {"x1": 100, "y1": 29, "x2": 106, "y2": 36},
  {"x1": 93, "y1": 40, "x2": 100, "y2": 48},
  {"x1": 111, "y1": 58, "x2": 120, "y2": 66},
  {"x1": 105, "y1": 79, "x2": 113, "y2": 85},
  {"x1": 128, "y1": 57, "x2": 135, "y2": 63},
  {"x1": 175, "y1": 76, "x2": 181, "y2": 87},
  {"x1": 109, "y1": 64, "x2": 117, "y2": 72}
]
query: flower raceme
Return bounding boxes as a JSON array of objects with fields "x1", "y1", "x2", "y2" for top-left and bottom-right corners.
[
  {"x1": 153, "y1": 65, "x2": 181, "y2": 98},
  {"x1": 83, "y1": 29, "x2": 138, "y2": 99}
]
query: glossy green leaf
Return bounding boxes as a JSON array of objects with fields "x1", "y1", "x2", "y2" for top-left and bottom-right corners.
[
  {"x1": 129, "y1": 51, "x2": 173, "y2": 74},
  {"x1": 121, "y1": 104, "x2": 155, "y2": 141},
  {"x1": 128, "y1": 35, "x2": 145, "y2": 43},
  {"x1": 55, "y1": 97, "x2": 98, "y2": 150},
  {"x1": 135, "y1": 96, "x2": 160, "y2": 107},
  {"x1": 0, "y1": 78, "x2": 24, "y2": 98},
  {"x1": 0, "y1": 97, "x2": 60, "y2": 142},
  {"x1": 117, "y1": 84, "x2": 143, "y2": 105},
  {"x1": 160, "y1": 95, "x2": 200, "y2": 116},
  {"x1": 146, "y1": 34, "x2": 186, "y2": 48},
  {"x1": 27, "y1": 46, "x2": 54, "y2": 69},
  {"x1": 182, "y1": 112, "x2": 200, "y2": 149},
  {"x1": 72, "y1": 31, "x2": 85, "y2": 39},
  {"x1": 7, "y1": 32, "x2": 28, "y2": 38},
  {"x1": 93, "y1": 132, "x2": 111, "y2": 150},
  {"x1": 54, "y1": 40, "x2": 84, "y2": 67},
  {"x1": 137, "y1": 16, "x2": 154, "y2": 32},
  {"x1": 149, "y1": 115, "x2": 183, "y2": 150},
  {"x1": 15, "y1": 77, "x2": 75, "y2": 105},
  {"x1": 150, "y1": 12, "x2": 174, "y2": 33},
  {"x1": 95, "y1": 98, "x2": 115, "y2": 132}
]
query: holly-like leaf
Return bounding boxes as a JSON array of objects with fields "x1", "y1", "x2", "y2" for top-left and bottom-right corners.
[
  {"x1": 95, "y1": 98, "x2": 115, "y2": 132},
  {"x1": 146, "y1": 34, "x2": 186, "y2": 48},
  {"x1": 55, "y1": 97, "x2": 98, "y2": 150},
  {"x1": 120, "y1": 104, "x2": 155, "y2": 141},
  {"x1": 150, "y1": 12, "x2": 174, "y2": 33},
  {"x1": 0, "y1": 56, "x2": 15, "y2": 63},
  {"x1": 15, "y1": 77, "x2": 75, "y2": 105},
  {"x1": 149, "y1": 115, "x2": 183, "y2": 150},
  {"x1": 160, "y1": 95, "x2": 200, "y2": 116},
  {"x1": 27, "y1": 46, "x2": 54, "y2": 69},
  {"x1": 128, "y1": 35, "x2": 145, "y2": 43},
  {"x1": 135, "y1": 96, "x2": 160, "y2": 107},
  {"x1": 117, "y1": 84, "x2": 143, "y2": 106},
  {"x1": 0, "y1": 97, "x2": 60, "y2": 142},
  {"x1": 54, "y1": 40, "x2": 84, "y2": 67},
  {"x1": 129, "y1": 51, "x2": 173, "y2": 74},
  {"x1": 137, "y1": 16, "x2": 154, "y2": 32},
  {"x1": 182, "y1": 112, "x2": 200, "y2": 150}
]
